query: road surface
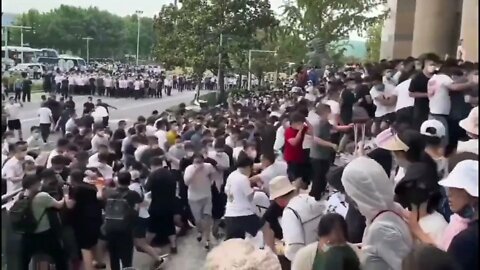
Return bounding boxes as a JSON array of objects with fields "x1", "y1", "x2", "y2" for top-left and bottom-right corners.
[
  {"x1": 4, "y1": 90, "x2": 219, "y2": 270},
  {"x1": 10, "y1": 90, "x2": 202, "y2": 138}
]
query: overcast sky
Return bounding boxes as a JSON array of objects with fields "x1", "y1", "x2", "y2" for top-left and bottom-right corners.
[{"x1": 2, "y1": 0, "x2": 365, "y2": 40}]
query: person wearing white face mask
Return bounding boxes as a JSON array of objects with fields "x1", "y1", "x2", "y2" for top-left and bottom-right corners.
[
  {"x1": 207, "y1": 139, "x2": 231, "y2": 238},
  {"x1": 184, "y1": 153, "x2": 216, "y2": 249},
  {"x1": 26, "y1": 126, "x2": 44, "y2": 157},
  {"x1": 409, "y1": 53, "x2": 441, "y2": 130}
]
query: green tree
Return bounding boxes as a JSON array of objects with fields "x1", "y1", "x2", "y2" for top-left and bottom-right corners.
[
  {"x1": 281, "y1": 0, "x2": 387, "y2": 60},
  {"x1": 153, "y1": 0, "x2": 278, "y2": 102},
  {"x1": 11, "y1": 5, "x2": 155, "y2": 60},
  {"x1": 366, "y1": 21, "x2": 382, "y2": 62}
]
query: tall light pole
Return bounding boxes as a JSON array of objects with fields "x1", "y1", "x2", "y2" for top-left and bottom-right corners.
[
  {"x1": 135, "y1": 10, "x2": 143, "y2": 66},
  {"x1": 3, "y1": 25, "x2": 32, "y2": 63},
  {"x1": 247, "y1": 49, "x2": 277, "y2": 91},
  {"x1": 82, "y1": 37, "x2": 93, "y2": 64}
]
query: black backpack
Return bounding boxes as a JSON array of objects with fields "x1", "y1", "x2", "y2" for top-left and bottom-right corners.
[
  {"x1": 104, "y1": 190, "x2": 133, "y2": 234},
  {"x1": 9, "y1": 193, "x2": 46, "y2": 234}
]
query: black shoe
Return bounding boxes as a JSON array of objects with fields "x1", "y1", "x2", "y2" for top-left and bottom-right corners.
[
  {"x1": 204, "y1": 242, "x2": 210, "y2": 250},
  {"x1": 170, "y1": 247, "x2": 178, "y2": 254},
  {"x1": 153, "y1": 257, "x2": 167, "y2": 270},
  {"x1": 93, "y1": 262, "x2": 106, "y2": 269},
  {"x1": 196, "y1": 233, "x2": 202, "y2": 242}
]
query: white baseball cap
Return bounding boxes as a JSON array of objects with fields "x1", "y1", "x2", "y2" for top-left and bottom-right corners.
[
  {"x1": 420, "y1": 119, "x2": 446, "y2": 138},
  {"x1": 439, "y1": 160, "x2": 478, "y2": 197}
]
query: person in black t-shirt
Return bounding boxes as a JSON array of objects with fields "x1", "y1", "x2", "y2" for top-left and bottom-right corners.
[
  {"x1": 21, "y1": 72, "x2": 33, "y2": 102},
  {"x1": 100, "y1": 171, "x2": 142, "y2": 270},
  {"x1": 409, "y1": 53, "x2": 440, "y2": 130},
  {"x1": 83, "y1": 96, "x2": 95, "y2": 114}
]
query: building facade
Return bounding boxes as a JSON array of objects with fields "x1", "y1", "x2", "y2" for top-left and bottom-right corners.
[{"x1": 380, "y1": 0, "x2": 478, "y2": 62}]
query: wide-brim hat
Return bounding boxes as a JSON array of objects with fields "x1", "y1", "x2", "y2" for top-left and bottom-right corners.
[
  {"x1": 459, "y1": 106, "x2": 478, "y2": 135},
  {"x1": 269, "y1": 176, "x2": 296, "y2": 200}
]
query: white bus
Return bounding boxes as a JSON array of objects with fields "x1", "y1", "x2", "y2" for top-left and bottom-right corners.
[{"x1": 1, "y1": 46, "x2": 41, "y2": 66}]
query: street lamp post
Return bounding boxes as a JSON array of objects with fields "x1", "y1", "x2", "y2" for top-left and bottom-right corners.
[
  {"x1": 135, "y1": 10, "x2": 143, "y2": 66},
  {"x1": 3, "y1": 25, "x2": 32, "y2": 63},
  {"x1": 247, "y1": 49, "x2": 277, "y2": 91},
  {"x1": 82, "y1": 37, "x2": 93, "y2": 64}
]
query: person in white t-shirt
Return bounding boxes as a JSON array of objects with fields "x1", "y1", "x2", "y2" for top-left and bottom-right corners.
[
  {"x1": 224, "y1": 153, "x2": 270, "y2": 247},
  {"x1": 394, "y1": 77, "x2": 415, "y2": 119},
  {"x1": 369, "y1": 73, "x2": 397, "y2": 135},
  {"x1": 250, "y1": 152, "x2": 288, "y2": 193},
  {"x1": 5, "y1": 97, "x2": 24, "y2": 140},
  {"x1": 2, "y1": 142, "x2": 34, "y2": 194},
  {"x1": 184, "y1": 153, "x2": 216, "y2": 249},
  {"x1": 37, "y1": 103, "x2": 54, "y2": 143}
]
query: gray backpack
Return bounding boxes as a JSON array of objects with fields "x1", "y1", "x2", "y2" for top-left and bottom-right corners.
[{"x1": 104, "y1": 191, "x2": 133, "y2": 234}]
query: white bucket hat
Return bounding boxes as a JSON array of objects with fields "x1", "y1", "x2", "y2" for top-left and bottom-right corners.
[
  {"x1": 439, "y1": 160, "x2": 478, "y2": 197},
  {"x1": 459, "y1": 106, "x2": 478, "y2": 135},
  {"x1": 269, "y1": 176, "x2": 296, "y2": 200}
]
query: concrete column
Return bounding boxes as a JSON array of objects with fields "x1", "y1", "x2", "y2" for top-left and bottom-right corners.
[
  {"x1": 460, "y1": 0, "x2": 478, "y2": 62},
  {"x1": 411, "y1": 0, "x2": 458, "y2": 58},
  {"x1": 379, "y1": 0, "x2": 416, "y2": 60}
]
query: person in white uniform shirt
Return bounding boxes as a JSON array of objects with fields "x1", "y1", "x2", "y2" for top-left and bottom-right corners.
[
  {"x1": 2, "y1": 142, "x2": 34, "y2": 193},
  {"x1": 184, "y1": 153, "x2": 216, "y2": 249},
  {"x1": 269, "y1": 175, "x2": 326, "y2": 262},
  {"x1": 67, "y1": 73, "x2": 76, "y2": 95}
]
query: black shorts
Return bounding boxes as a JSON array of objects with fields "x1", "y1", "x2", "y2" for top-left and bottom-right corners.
[
  {"x1": 224, "y1": 214, "x2": 265, "y2": 240},
  {"x1": 74, "y1": 223, "x2": 101, "y2": 250},
  {"x1": 149, "y1": 213, "x2": 176, "y2": 238},
  {"x1": 133, "y1": 217, "x2": 150, "y2": 239},
  {"x1": 7, "y1": 119, "x2": 21, "y2": 130},
  {"x1": 286, "y1": 162, "x2": 311, "y2": 184}
]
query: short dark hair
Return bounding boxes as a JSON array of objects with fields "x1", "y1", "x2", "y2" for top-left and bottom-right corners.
[
  {"x1": 150, "y1": 156, "x2": 164, "y2": 168},
  {"x1": 236, "y1": 152, "x2": 254, "y2": 168},
  {"x1": 57, "y1": 138, "x2": 70, "y2": 148},
  {"x1": 22, "y1": 175, "x2": 41, "y2": 189},
  {"x1": 318, "y1": 213, "x2": 348, "y2": 239},
  {"x1": 117, "y1": 171, "x2": 132, "y2": 186},
  {"x1": 289, "y1": 112, "x2": 305, "y2": 124},
  {"x1": 51, "y1": 155, "x2": 65, "y2": 166}
]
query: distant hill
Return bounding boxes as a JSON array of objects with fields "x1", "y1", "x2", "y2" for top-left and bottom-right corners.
[
  {"x1": 2, "y1": 13, "x2": 18, "y2": 26},
  {"x1": 332, "y1": 39, "x2": 367, "y2": 60}
]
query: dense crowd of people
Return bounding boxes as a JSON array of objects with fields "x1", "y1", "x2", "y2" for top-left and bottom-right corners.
[{"x1": 1, "y1": 52, "x2": 478, "y2": 270}]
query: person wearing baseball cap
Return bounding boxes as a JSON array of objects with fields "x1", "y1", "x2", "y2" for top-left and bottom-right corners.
[
  {"x1": 457, "y1": 106, "x2": 478, "y2": 155},
  {"x1": 268, "y1": 175, "x2": 326, "y2": 263},
  {"x1": 421, "y1": 119, "x2": 449, "y2": 179}
]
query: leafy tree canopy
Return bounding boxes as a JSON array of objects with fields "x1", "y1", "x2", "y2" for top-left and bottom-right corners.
[{"x1": 8, "y1": 5, "x2": 154, "y2": 60}]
